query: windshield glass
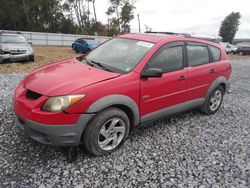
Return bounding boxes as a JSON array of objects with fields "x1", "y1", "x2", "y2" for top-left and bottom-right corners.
[
  {"x1": 84, "y1": 38, "x2": 155, "y2": 73},
  {"x1": 1, "y1": 35, "x2": 27, "y2": 44}
]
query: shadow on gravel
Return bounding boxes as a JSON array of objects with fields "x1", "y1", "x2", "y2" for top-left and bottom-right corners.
[{"x1": 15, "y1": 109, "x2": 202, "y2": 163}]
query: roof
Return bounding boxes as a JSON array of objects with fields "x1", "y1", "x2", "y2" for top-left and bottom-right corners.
[
  {"x1": 0, "y1": 31, "x2": 23, "y2": 35},
  {"x1": 118, "y1": 33, "x2": 221, "y2": 48},
  {"x1": 118, "y1": 33, "x2": 167, "y2": 43}
]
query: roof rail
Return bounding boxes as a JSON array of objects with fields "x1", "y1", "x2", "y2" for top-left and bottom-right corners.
[
  {"x1": 144, "y1": 31, "x2": 219, "y2": 43},
  {"x1": 187, "y1": 35, "x2": 219, "y2": 43},
  {"x1": 145, "y1": 31, "x2": 191, "y2": 37}
]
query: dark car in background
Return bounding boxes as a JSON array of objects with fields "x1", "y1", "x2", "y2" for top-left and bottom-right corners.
[
  {"x1": 0, "y1": 31, "x2": 34, "y2": 63},
  {"x1": 72, "y1": 38, "x2": 98, "y2": 53},
  {"x1": 236, "y1": 45, "x2": 250, "y2": 55}
]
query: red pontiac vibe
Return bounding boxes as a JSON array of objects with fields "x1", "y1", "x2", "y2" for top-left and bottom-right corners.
[{"x1": 14, "y1": 32, "x2": 231, "y2": 156}]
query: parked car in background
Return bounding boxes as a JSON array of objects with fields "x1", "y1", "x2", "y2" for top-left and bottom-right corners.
[
  {"x1": 219, "y1": 42, "x2": 238, "y2": 54},
  {"x1": 0, "y1": 31, "x2": 34, "y2": 63},
  {"x1": 72, "y1": 38, "x2": 98, "y2": 53},
  {"x1": 14, "y1": 32, "x2": 231, "y2": 156},
  {"x1": 236, "y1": 45, "x2": 250, "y2": 55}
]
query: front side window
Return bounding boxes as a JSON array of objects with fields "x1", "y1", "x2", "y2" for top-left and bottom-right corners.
[
  {"x1": 147, "y1": 45, "x2": 183, "y2": 73},
  {"x1": 187, "y1": 45, "x2": 209, "y2": 66},
  {"x1": 85, "y1": 38, "x2": 155, "y2": 73}
]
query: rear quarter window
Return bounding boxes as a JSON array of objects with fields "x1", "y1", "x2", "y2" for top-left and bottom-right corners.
[{"x1": 208, "y1": 45, "x2": 221, "y2": 62}]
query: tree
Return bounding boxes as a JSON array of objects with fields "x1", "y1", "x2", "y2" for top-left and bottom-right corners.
[
  {"x1": 106, "y1": 0, "x2": 136, "y2": 35},
  {"x1": 66, "y1": 0, "x2": 90, "y2": 31},
  {"x1": 219, "y1": 12, "x2": 241, "y2": 43},
  {"x1": 120, "y1": 2, "x2": 134, "y2": 32}
]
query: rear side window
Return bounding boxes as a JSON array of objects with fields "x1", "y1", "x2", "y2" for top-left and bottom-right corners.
[
  {"x1": 147, "y1": 46, "x2": 183, "y2": 73},
  {"x1": 187, "y1": 45, "x2": 209, "y2": 66},
  {"x1": 209, "y1": 45, "x2": 221, "y2": 61}
]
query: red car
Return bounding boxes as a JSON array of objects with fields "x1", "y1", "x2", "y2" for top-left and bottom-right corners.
[{"x1": 14, "y1": 32, "x2": 231, "y2": 156}]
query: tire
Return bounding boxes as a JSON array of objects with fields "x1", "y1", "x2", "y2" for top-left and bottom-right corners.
[
  {"x1": 83, "y1": 107, "x2": 130, "y2": 156},
  {"x1": 72, "y1": 44, "x2": 79, "y2": 53},
  {"x1": 200, "y1": 85, "x2": 225, "y2": 115},
  {"x1": 29, "y1": 55, "x2": 35, "y2": 62}
]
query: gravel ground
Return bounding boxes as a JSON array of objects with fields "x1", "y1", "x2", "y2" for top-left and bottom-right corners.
[{"x1": 0, "y1": 61, "x2": 250, "y2": 187}]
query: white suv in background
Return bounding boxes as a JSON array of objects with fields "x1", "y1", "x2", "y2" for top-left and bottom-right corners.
[
  {"x1": 0, "y1": 31, "x2": 34, "y2": 63},
  {"x1": 219, "y1": 42, "x2": 238, "y2": 54}
]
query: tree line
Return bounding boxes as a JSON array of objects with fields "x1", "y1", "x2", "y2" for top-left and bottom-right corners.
[
  {"x1": 0, "y1": 0, "x2": 242, "y2": 42},
  {"x1": 0, "y1": 0, "x2": 136, "y2": 36}
]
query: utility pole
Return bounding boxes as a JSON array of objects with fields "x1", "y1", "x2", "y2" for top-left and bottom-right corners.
[
  {"x1": 92, "y1": 0, "x2": 98, "y2": 35},
  {"x1": 137, "y1": 14, "x2": 141, "y2": 33}
]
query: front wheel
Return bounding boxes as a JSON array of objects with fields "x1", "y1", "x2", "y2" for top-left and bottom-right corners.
[
  {"x1": 82, "y1": 107, "x2": 130, "y2": 156},
  {"x1": 29, "y1": 55, "x2": 35, "y2": 62},
  {"x1": 200, "y1": 85, "x2": 225, "y2": 115},
  {"x1": 72, "y1": 44, "x2": 79, "y2": 53}
]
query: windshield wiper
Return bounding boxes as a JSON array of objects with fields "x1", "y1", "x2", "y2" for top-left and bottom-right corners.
[
  {"x1": 88, "y1": 59, "x2": 114, "y2": 72},
  {"x1": 83, "y1": 57, "x2": 94, "y2": 67},
  {"x1": 83, "y1": 57, "x2": 114, "y2": 72}
]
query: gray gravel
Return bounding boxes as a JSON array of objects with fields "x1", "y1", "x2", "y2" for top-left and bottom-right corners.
[{"x1": 0, "y1": 61, "x2": 250, "y2": 187}]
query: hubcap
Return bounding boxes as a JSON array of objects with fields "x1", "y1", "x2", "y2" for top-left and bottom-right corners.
[
  {"x1": 98, "y1": 118, "x2": 126, "y2": 151},
  {"x1": 209, "y1": 89, "x2": 223, "y2": 111}
]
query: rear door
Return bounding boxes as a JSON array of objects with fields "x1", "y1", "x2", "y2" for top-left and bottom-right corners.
[
  {"x1": 140, "y1": 42, "x2": 188, "y2": 116},
  {"x1": 185, "y1": 42, "x2": 218, "y2": 101}
]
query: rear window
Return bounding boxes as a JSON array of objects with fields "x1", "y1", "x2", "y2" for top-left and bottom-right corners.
[
  {"x1": 187, "y1": 45, "x2": 210, "y2": 66},
  {"x1": 209, "y1": 45, "x2": 221, "y2": 62}
]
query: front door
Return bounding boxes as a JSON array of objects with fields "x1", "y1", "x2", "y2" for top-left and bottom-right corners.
[{"x1": 140, "y1": 42, "x2": 188, "y2": 117}]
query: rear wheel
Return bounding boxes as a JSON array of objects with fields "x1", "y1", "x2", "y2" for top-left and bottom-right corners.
[
  {"x1": 200, "y1": 85, "x2": 225, "y2": 115},
  {"x1": 83, "y1": 107, "x2": 130, "y2": 156}
]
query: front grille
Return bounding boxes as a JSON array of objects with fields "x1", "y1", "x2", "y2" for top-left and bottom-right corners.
[
  {"x1": 10, "y1": 49, "x2": 26, "y2": 55},
  {"x1": 25, "y1": 89, "x2": 42, "y2": 100}
]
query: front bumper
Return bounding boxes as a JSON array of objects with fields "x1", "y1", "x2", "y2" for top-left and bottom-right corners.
[
  {"x1": 0, "y1": 51, "x2": 34, "y2": 63},
  {"x1": 15, "y1": 114, "x2": 94, "y2": 146}
]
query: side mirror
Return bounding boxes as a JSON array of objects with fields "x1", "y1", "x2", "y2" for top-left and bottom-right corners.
[
  {"x1": 28, "y1": 40, "x2": 32, "y2": 45},
  {"x1": 141, "y1": 68, "x2": 163, "y2": 78}
]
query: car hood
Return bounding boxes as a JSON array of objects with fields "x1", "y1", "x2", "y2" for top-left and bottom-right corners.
[
  {"x1": 23, "y1": 59, "x2": 120, "y2": 96},
  {"x1": 0, "y1": 43, "x2": 32, "y2": 51}
]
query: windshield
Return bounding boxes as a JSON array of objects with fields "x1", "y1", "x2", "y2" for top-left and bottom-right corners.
[
  {"x1": 84, "y1": 38, "x2": 155, "y2": 73},
  {"x1": 1, "y1": 35, "x2": 27, "y2": 44}
]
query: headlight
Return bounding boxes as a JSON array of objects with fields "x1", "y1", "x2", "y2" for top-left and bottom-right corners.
[
  {"x1": 3, "y1": 48, "x2": 9, "y2": 52},
  {"x1": 0, "y1": 48, "x2": 9, "y2": 54},
  {"x1": 27, "y1": 46, "x2": 33, "y2": 52},
  {"x1": 42, "y1": 95, "x2": 85, "y2": 112}
]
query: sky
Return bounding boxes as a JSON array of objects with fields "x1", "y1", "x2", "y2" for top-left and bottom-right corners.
[{"x1": 93, "y1": 0, "x2": 250, "y2": 38}]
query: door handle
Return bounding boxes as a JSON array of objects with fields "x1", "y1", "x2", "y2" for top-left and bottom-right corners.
[
  {"x1": 178, "y1": 75, "x2": 187, "y2": 81},
  {"x1": 209, "y1": 69, "x2": 216, "y2": 74}
]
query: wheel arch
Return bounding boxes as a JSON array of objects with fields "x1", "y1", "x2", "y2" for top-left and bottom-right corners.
[
  {"x1": 86, "y1": 94, "x2": 140, "y2": 127},
  {"x1": 206, "y1": 76, "x2": 229, "y2": 98}
]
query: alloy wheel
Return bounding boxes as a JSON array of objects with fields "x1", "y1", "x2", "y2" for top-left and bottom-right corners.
[
  {"x1": 209, "y1": 89, "x2": 223, "y2": 111},
  {"x1": 98, "y1": 118, "x2": 126, "y2": 151}
]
